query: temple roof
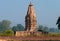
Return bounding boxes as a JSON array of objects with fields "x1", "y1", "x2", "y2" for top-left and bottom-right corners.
[
  {"x1": 29, "y1": 2, "x2": 33, "y2": 6},
  {"x1": 27, "y1": 2, "x2": 36, "y2": 17},
  {"x1": 25, "y1": 1, "x2": 37, "y2": 32}
]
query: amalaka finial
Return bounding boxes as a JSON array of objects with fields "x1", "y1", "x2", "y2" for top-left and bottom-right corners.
[
  {"x1": 29, "y1": 0, "x2": 33, "y2": 6},
  {"x1": 30, "y1": 0, "x2": 31, "y2": 2}
]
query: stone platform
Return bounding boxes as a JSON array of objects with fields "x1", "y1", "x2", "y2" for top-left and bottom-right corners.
[{"x1": 16, "y1": 31, "x2": 42, "y2": 36}]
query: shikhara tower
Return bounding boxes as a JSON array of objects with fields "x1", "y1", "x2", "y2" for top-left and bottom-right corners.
[
  {"x1": 16, "y1": 1, "x2": 42, "y2": 37},
  {"x1": 25, "y1": 2, "x2": 37, "y2": 32}
]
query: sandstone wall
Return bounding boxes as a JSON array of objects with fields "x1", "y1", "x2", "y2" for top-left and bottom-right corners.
[{"x1": 16, "y1": 31, "x2": 42, "y2": 37}]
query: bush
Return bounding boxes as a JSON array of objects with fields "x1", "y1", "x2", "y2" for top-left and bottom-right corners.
[{"x1": 1, "y1": 30, "x2": 14, "y2": 36}]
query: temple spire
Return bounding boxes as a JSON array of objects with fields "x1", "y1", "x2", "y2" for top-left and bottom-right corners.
[
  {"x1": 29, "y1": 1, "x2": 33, "y2": 6},
  {"x1": 30, "y1": 0, "x2": 32, "y2": 2},
  {"x1": 25, "y1": 1, "x2": 37, "y2": 32}
]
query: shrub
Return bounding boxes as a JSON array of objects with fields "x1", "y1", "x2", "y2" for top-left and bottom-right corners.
[{"x1": 1, "y1": 30, "x2": 14, "y2": 36}]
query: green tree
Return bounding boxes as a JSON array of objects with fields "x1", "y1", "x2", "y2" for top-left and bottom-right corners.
[
  {"x1": 56, "y1": 16, "x2": 60, "y2": 29},
  {"x1": 12, "y1": 26, "x2": 18, "y2": 31},
  {"x1": 38, "y1": 25, "x2": 48, "y2": 33},
  {"x1": 12, "y1": 24, "x2": 24, "y2": 31},
  {"x1": 12, "y1": 26, "x2": 18, "y2": 35},
  {"x1": 0, "y1": 20, "x2": 11, "y2": 32},
  {"x1": 38, "y1": 25, "x2": 44, "y2": 31},
  {"x1": 12, "y1": 24, "x2": 24, "y2": 35},
  {"x1": 17, "y1": 24, "x2": 24, "y2": 31},
  {"x1": 1, "y1": 30, "x2": 14, "y2": 36}
]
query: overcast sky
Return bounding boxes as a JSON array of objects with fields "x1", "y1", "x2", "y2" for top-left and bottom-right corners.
[{"x1": 0, "y1": 0, "x2": 60, "y2": 28}]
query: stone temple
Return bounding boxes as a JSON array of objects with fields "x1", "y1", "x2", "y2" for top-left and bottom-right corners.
[
  {"x1": 25, "y1": 2, "x2": 37, "y2": 32},
  {"x1": 16, "y1": 2, "x2": 42, "y2": 36}
]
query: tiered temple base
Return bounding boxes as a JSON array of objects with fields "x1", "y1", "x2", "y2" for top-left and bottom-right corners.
[{"x1": 16, "y1": 31, "x2": 42, "y2": 37}]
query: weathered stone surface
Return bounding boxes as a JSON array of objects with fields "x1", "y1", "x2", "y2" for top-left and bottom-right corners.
[
  {"x1": 16, "y1": 31, "x2": 42, "y2": 36},
  {"x1": 25, "y1": 2, "x2": 37, "y2": 32}
]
